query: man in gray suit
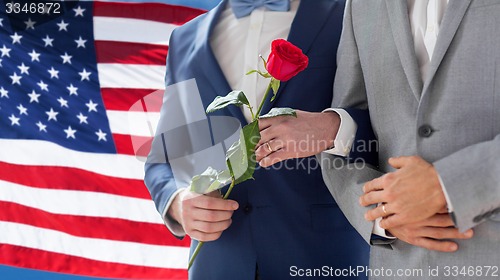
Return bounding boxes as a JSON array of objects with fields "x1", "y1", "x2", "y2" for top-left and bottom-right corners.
[{"x1": 256, "y1": 0, "x2": 500, "y2": 278}]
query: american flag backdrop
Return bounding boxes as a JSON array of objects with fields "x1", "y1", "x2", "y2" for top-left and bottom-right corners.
[{"x1": 0, "y1": 1, "x2": 210, "y2": 279}]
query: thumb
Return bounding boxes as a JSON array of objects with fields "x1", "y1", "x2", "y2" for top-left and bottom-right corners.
[{"x1": 388, "y1": 156, "x2": 412, "y2": 169}]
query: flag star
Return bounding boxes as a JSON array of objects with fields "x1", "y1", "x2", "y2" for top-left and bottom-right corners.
[
  {"x1": 85, "y1": 100, "x2": 98, "y2": 112},
  {"x1": 76, "y1": 112, "x2": 88, "y2": 124},
  {"x1": 96, "y1": 129, "x2": 107, "y2": 141},
  {"x1": 67, "y1": 84, "x2": 78, "y2": 95},
  {"x1": 73, "y1": 6, "x2": 86, "y2": 17},
  {"x1": 57, "y1": 97, "x2": 68, "y2": 108},
  {"x1": 10, "y1": 32, "x2": 22, "y2": 44},
  {"x1": 0, "y1": 87, "x2": 8, "y2": 98},
  {"x1": 25, "y1": 18, "x2": 36, "y2": 29},
  {"x1": 28, "y1": 49, "x2": 41, "y2": 62},
  {"x1": 75, "y1": 36, "x2": 87, "y2": 48},
  {"x1": 42, "y1": 35, "x2": 54, "y2": 47},
  {"x1": 60, "y1": 52, "x2": 72, "y2": 64},
  {"x1": 57, "y1": 20, "x2": 69, "y2": 31},
  {"x1": 10, "y1": 72, "x2": 22, "y2": 85},
  {"x1": 28, "y1": 90, "x2": 41, "y2": 103},
  {"x1": 78, "y1": 68, "x2": 91, "y2": 81},
  {"x1": 36, "y1": 121, "x2": 47, "y2": 132},
  {"x1": 9, "y1": 114, "x2": 20, "y2": 126},
  {"x1": 37, "y1": 80, "x2": 49, "y2": 91},
  {"x1": 64, "y1": 126, "x2": 77, "y2": 139},
  {"x1": 18, "y1": 63, "x2": 30, "y2": 75},
  {"x1": 46, "y1": 108, "x2": 59, "y2": 121},
  {"x1": 17, "y1": 104, "x2": 28, "y2": 115},
  {"x1": 48, "y1": 67, "x2": 59, "y2": 79},
  {"x1": 0, "y1": 45, "x2": 11, "y2": 57}
]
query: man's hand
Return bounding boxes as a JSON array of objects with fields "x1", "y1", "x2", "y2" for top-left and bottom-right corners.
[
  {"x1": 168, "y1": 189, "x2": 239, "y2": 242},
  {"x1": 360, "y1": 156, "x2": 447, "y2": 229},
  {"x1": 386, "y1": 213, "x2": 473, "y2": 252},
  {"x1": 255, "y1": 110, "x2": 340, "y2": 167}
]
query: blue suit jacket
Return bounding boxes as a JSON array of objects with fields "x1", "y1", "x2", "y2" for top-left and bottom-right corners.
[{"x1": 145, "y1": 1, "x2": 373, "y2": 279}]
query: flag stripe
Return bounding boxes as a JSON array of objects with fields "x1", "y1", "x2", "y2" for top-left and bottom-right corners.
[
  {"x1": 113, "y1": 133, "x2": 153, "y2": 157},
  {"x1": 0, "y1": 244, "x2": 189, "y2": 280},
  {"x1": 94, "y1": 1, "x2": 204, "y2": 25},
  {"x1": 107, "y1": 110, "x2": 160, "y2": 137},
  {"x1": 97, "y1": 64, "x2": 166, "y2": 89},
  {"x1": 94, "y1": 17, "x2": 175, "y2": 46},
  {"x1": 0, "y1": 222, "x2": 190, "y2": 268},
  {"x1": 0, "y1": 140, "x2": 144, "y2": 179},
  {"x1": 0, "y1": 161, "x2": 149, "y2": 199},
  {"x1": 0, "y1": 201, "x2": 189, "y2": 247},
  {"x1": 1, "y1": 180, "x2": 163, "y2": 224},
  {"x1": 95, "y1": 41, "x2": 168, "y2": 65},
  {"x1": 101, "y1": 88, "x2": 164, "y2": 112}
]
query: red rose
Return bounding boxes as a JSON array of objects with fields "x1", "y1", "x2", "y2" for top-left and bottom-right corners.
[{"x1": 266, "y1": 39, "x2": 309, "y2": 82}]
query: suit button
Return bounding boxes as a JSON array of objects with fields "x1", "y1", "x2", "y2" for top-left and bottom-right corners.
[
  {"x1": 244, "y1": 204, "x2": 252, "y2": 214},
  {"x1": 418, "y1": 125, "x2": 434, "y2": 137}
]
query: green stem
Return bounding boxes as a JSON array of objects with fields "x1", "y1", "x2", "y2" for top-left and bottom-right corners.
[
  {"x1": 188, "y1": 241, "x2": 204, "y2": 270},
  {"x1": 247, "y1": 105, "x2": 256, "y2": 121},
  {"x1": 188, "y1": 179, "x2": 235, "y2": 270},
  {"x1": 254, "y1": 80, "x2": 273, "y2": 119}
]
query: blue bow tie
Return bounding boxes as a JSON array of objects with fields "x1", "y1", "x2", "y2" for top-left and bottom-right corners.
[{"x1": 230, "y1": 0, "x2": 290, "y2": 18}]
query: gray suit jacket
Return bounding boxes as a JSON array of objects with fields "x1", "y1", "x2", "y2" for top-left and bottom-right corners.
[{"x1": 320, "y1": 0, "x2": 500, "y2": 278}]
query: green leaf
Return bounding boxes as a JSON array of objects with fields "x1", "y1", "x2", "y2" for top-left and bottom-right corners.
[
  {"x1": 226, "y1": 120, "x2": 261, "y2": 185},
  {"x1": 259, "y1": 54, "x2": 268, "y2": 70},
  {"x1": 246, "y1": 69, "x2": 272, "y2": 79},
  {"x1": 189, "y1": 167, "x2": 232, "y2": 194},
  {"x1": 270, "y1": 79, "x2": 280, "y2": 97},
  {"x1": 259, "y1": 107, "x2": 297, "y2": 119},
  {"x1": 206, "y1": 91, "x2": 250, "y2": 114}
]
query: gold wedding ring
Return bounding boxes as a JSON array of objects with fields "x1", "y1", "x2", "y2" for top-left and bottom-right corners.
[
  {"x1": 382, "y1": 204, "x2": 388, "y2": 215},
  {"x1": 265, "y1": 142, "x2": 273, "y2": 153}
]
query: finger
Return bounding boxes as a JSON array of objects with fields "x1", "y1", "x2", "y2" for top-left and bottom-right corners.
[
  {"x1": 259, "y1": 148, "x2": 287, "y2": 168},
  {"x1": 258, "y1": 127, "x2": 277, "y2": 146},
  {"x1": 255, "y1": 140, "x2": 278, "y2": 162},
  {"x1": 362, "y1": 177, "x2": 384, "y2": 193},
  {"x1": 419, "y1": 213, "x2": 455, "y2": 227},
  {"x1": 191, "y1": 219, "x2": 232, "y2": 234},
  {"x1": 205, "y1": 190, "x2": 222, "y2": 198},
  {"x1": 412, "y1": 237, "x2": 458, "y2": 253},
  {"x1": 364, "y1": 204, "x2": 391, "y2": 221},
  {"x1": 190, "y1": 196, "x2": 239, "y2": 211},
  {"x1": 258, "y1": 117, "x2": 275, "y2": 131},
  {"x1": 388, "y1": 156, "x2": 414, "y2": 169},
  {"x1": 380, "y1": 213, "x2": 416, "y2": 229},
  {"x1": 359, "y1": 190, "x2": 386, "y2": 207},
  {"x1": 419, "y1": 227, "x2": 474, "y2": 240},
  {"x1": 189, "y1": 207, "x2": 234, "y2": 223}
]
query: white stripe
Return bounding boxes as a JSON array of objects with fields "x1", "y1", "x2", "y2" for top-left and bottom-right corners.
[
  {"x1": 0, "y1": 180, "x2": 164, "y2": 224},
  {"x1": 0, "y1": 139, "x2": 144, "y2": 180},
  {"x1": 108, "y1": 110, "x2": 160, "y2": 137},
  {"x1": 94, "y1": 16, "x2": 176, "y2": 45},
  {"x1": 0, "y1": 221, "x2": 189, "y2": 269},
  {"x1": 97, "y1": 64, "x2": 166, "y2": 89}
]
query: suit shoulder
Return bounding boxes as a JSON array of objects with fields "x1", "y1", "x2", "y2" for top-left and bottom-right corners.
[{"x1": 170, "y1": 11, "x2": 208, "y2": 42}]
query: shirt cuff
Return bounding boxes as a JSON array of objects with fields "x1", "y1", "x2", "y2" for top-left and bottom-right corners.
[
  {"x1": 322, "y1": 108, "x2": 357, "y2": 157},
  {"x1": 162, "y1": 188, "x2": 187, "y2": 237},
  {"x1": 372, "y1": 216, "x2": 397, "y2": 239},
  {"x1": 437, "y1": 174, "x2": 454, "y2": 213}
]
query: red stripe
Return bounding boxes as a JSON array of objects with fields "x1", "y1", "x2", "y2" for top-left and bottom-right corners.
[
  {"x1": 0, "y1": 161, "x2": 150, "y2": 199},
  {"x1": 0, "y1": 201, "x2": 190, "y2": 247},
  {"x1": 95, "y1": 41, "x2": 168, "y2": 65},
  {"x1": 0, "y1": 244, "x2": 188, "y2": 279},
  {"x1": 113, "y1": 133, "x2": 153, "y2": 157},
  {"x1": 101, "y1": 88, "x2": 164, "y2": 112},
  {"x1": 93, "y1": 1, "x2": 205, "y2": 25}
]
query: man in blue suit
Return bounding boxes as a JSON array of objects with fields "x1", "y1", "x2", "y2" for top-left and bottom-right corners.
[{"x1": 145, "y1": 0, "x2": 372, "y2": 279}]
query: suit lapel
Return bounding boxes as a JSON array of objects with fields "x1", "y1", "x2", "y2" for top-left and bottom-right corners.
[
  {"x1": 260, "y1": 0, "x2": 340, "y2": 114},
  {"x1": 385, "y1": 0, "x2": 423, "y2": 101},
  {"x1": 192, "y1": 0, "x2": 247, "y2": 124},
  {"x1": 422, "y1": 0, "x2": 472, "y2": 93}
]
